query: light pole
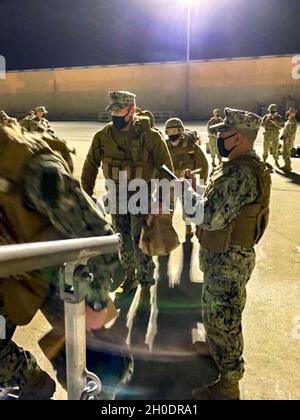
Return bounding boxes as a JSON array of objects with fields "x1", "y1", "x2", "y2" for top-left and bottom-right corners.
[
  {"x1": 186, "y1": 0, "x2": 192, "y2": 63},
  {"x1": 185, "y1": 0, "x2": 192, "y2": 118}
]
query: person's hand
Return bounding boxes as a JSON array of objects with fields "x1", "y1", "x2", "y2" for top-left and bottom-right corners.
[
  {"x1": 271, "y1": 120, "x2": 281, "y2": 129},
  {"x1": 183, "y1": 169, "x2": 197, "y2": 191},
  {"x1": 86, "y1": 305, "x2": 108, "y2": 332}
]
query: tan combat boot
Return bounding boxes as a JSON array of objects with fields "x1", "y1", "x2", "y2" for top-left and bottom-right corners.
[
  {"x1": 192, "y1": 377, "x2": 240, "y2": 401},
  {"x1": 18, "y1": 367, "x2": 56, "y2": 400}
]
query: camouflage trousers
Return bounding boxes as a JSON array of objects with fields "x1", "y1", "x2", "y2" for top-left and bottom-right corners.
[
  {"x1": 200, "y1": 245, "x2": 256, "y2": 384},
  {"x1": 263, "y1": 131, "x2": 280, "y2": 162},
  {"x1": 112, "y1": 214, "x2": 155, "y2": 286},
  {"x1": 0, "y1": 281, "x2": 64, "y2": 389},
  {"x1": 282, "y1": 138, "x2": 295, "y2": 169},
  {"x1": 0, "y1": 288, "x2": 37, "y2": 388},
  {"x1": 208, "y1": 134, "x2": 222, "y2": 162}
]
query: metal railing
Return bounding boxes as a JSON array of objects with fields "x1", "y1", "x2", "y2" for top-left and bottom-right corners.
[
  {"x1": 0, "y1": 234, "x2": 122, "y2": 400},
  {"x1": 98, "y1": 111, "x2": 111, "y2": 122},
  {"x1": 152, "y1": 111, "x2": 174, "y2": 122}
]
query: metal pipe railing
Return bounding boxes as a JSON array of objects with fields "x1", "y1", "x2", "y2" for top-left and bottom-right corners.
[
  {"x1": 0, "y1": 234, "x2": 121, "y2": 277},
  {"x1": 0, "y1": 234, "x2": 122, "y2": 400}
]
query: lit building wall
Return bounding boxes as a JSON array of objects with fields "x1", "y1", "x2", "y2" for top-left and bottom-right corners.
[{"x1": 0, "y1": 55, "x2": 299, "y2": 120}]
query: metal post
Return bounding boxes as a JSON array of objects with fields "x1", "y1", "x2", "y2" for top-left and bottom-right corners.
[
  {"x1": 186, "y1": 0, "x2": 191, "y2": 64},
  {"x1": 60, "y1": 262, "x2": 102, "y2": 400},
  {"x1": 61, "y1": 262, "x2": 89, "y2": 400},
  {"x1": 64, "y1": 298, "x2": 87, "y2": 400},
  {"x1": 185, "y1": 0, "x2": 192, "y2": 118}
]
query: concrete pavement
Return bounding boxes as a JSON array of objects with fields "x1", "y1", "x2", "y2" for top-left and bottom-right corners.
[{"x1": 11, "y1": 121, "x2": 300, "y2": 400}]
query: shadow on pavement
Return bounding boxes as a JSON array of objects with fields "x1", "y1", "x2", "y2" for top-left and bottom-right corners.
[
  {"x1": 116, "y1": 240, "x2": 219, "y2": 400},
  {"x1": 275, "y1": 168, "x2": 300, "y2": 186},
  {"x1": 117, "y1": 356, "x2": 218, "y2": 400}
]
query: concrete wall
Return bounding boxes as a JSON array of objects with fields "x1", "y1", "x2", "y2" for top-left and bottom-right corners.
[
  {"x1": 190, "y1": 57, "x2": 300, "y2": 118},
  {"x1": 0, "y1": 56, "x2": 299, "y2": 120}
]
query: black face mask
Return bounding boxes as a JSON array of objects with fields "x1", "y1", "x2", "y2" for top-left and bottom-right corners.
[
  {"x1": 217, "y1": 133, "x2": 238, "y2": 158},
  {"x1": 168, "y1": 134, "x2": 180, "y2": 142},
  {"x1": 112, "y1": 109, "x2": 131, "y2": 130}
]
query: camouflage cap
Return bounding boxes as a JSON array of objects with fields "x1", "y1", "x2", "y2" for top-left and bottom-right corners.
[
  {"x1": 268, "y1": 104, "x2": 278, "y2": 112},
  {"x1": 34, "y1": 106, "x2": 48, "y2": 114},
  {"x1": 165, "y1": 118, "x2": 185, "y2": 131},
  {"x1": 106, "y1": 91, "x2": 136, "y2": 112},
  {"x1": 210, "y1": 108, "x2": 262, "y2": 133}
]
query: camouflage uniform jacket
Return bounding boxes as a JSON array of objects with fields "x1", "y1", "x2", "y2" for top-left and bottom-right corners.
[
  {"x1": 207, "y1": 117, "x2": 223, "y2": 134},
  {"x1": 262, "y1": 114, "x2": 284, "y2": 132},
  {"x1": 282, "y1": 118, "x2": 298, "y2": 142}
]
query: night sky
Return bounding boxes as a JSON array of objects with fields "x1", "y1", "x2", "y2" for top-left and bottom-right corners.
[{"x1": 0, "y1": 0, "x2": 299, "y2": 71}]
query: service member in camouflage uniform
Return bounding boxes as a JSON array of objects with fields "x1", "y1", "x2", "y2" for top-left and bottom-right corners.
[
  {"x1": 0, "y1": 111, "x2": 119, "y2": 399},
  {"x1": 81, "y1": 91, "x2": 173, "y2": 315},
  {"x1": 281, "y1": 108, "x2": 298, "y2": 172},
  {"x1": 20, "y1": 106, "x2": 75, "y2": 172},
  {"x1": 262, "y1": 104, "x2": 284, "y2": 167},
  {"x1": 165, "y1": 117, "x2": 208, "y2": 237},
  {"x1": 21, "y1": 106, "x2": 54, "y2": 135},
  {"x1": 207, "y1": 109, "x2": 223, "y2": 167},
  {"x1": 21, "y1": 110, "x2": 35, "y2": 126},
  {"x1": 181, "y1": 108, "x2": 272, "y2": 400}
]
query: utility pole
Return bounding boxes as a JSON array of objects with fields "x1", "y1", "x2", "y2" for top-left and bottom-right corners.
[{"x1": 185, "y1": 0, "x2": 192, "y2": 119}]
